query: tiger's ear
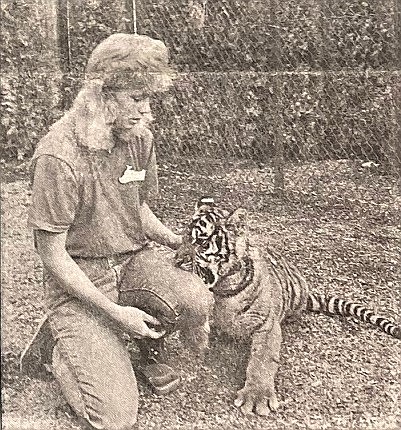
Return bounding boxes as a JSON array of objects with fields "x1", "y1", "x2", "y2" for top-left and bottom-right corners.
[
  {"x1": 226, "y1": 208, "x2": 248, "y2": 227},
  {"x1": 219, "y1": 208, "x2": 230, "y2": 218}
]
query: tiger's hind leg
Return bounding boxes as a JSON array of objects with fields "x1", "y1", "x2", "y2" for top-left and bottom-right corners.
[{"x1": 234, "y1": 321, "x2": 282, "y2": 416}]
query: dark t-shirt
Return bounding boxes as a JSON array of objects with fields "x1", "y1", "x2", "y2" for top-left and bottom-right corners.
[{"x1": 28, "y1": 113, "x2": 158, "y2": 257}]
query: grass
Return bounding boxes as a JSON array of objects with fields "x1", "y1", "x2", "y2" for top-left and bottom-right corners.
[{"x1": 1, "y1": 156, "x2": 400, "y2": 429}]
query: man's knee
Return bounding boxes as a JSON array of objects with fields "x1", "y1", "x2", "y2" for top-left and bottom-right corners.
[
  {"x1": 61, "y1": 374, "x2": 138, "y2": 430},
  {"x1": 82, "y1": 402, "x2": 137, "y2": 430},
  {"x1": 183, "y1": 275, "x2": 213, "y2": 323},
  {"x1": 52, "y1": 341, "x2": 138, "y2": 430}
]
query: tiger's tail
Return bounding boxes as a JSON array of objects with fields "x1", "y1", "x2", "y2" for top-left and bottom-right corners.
[{"x1": 306, "y1": 293, "x2": 401, "y2": 340}]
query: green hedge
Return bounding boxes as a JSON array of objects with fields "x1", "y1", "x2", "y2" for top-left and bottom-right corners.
[
  {"x1": 1, "y1": 1, "x2": 61, "y2": 159},
  {"x1": 151, "y1": 70, "x2": 399, "y2": 162},
  {"x1": 1, "y1": 0, "x2": 399, "y2": 162}
]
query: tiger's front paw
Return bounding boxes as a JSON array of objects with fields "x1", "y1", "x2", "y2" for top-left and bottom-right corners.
[{"x1": 234, "y1": 387, "x2": 279, "y2": 416}]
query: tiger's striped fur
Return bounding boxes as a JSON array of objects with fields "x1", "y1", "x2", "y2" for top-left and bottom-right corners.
[{"x1": 174, "y1": 197, "x2": 400, "y2": 416}]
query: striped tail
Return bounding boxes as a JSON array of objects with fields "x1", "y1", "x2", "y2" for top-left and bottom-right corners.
[{"x1": 306, "y1": 293, "x2": 401, "y2": 340}]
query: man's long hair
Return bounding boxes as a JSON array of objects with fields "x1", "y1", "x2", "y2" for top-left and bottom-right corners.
[{"x1": 71, "y1": 80, "x2": 117, "y2": 151}]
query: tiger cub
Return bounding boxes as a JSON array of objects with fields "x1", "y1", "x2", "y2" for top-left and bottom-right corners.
[{"x1": 174, "y1": 197, "x2": 401, "y2": 417}]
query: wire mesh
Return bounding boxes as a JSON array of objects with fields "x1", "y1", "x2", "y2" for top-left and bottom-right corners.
[
  {"x1": 130, "y1": 0, "x2": 401, "y2": 172},
  {"x1": 2, "y1": 0, "x2": 400, "y2": 191}
]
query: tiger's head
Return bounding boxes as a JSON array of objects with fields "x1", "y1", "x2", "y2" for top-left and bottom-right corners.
[{"x1": 175, "y1": 197, "x2": 249, "y2": 287}]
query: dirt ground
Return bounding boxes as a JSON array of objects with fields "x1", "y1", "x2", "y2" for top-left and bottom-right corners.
[{"x1": 1, "y1": 157, "x2": 400, "y2": 430}]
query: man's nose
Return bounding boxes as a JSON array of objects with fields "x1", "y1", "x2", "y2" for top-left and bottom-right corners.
[{"x1": 134, "y1": 99, "x2": 151, "y2": 115}]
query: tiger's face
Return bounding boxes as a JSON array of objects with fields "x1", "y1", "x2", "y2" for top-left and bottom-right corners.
[
  {"x1": 175, "y1": 198, "x2": 227, "y2": 286},
  {"x1": 189, "y1": 199, "x2": 227, "y2": 243},
  {"x1": 175, "y1": 197, "x2": 248, "y2": 286}
]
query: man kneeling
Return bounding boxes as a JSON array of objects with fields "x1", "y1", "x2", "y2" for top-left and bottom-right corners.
[{"x1": 24, "y1": 33, "x2": 211, "y2": 430}]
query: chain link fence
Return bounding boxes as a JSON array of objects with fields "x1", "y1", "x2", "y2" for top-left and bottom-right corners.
[
  {"x1": 135, "y1": 0, "x2": 400, "y2": 194},
  {"x1": 2, "y1": 0, "x2": 400, "y2": 192}
]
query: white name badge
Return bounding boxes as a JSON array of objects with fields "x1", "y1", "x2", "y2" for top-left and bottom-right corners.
[{"x1": 119, "y1": 165, "x2": 146, "y2": 184}]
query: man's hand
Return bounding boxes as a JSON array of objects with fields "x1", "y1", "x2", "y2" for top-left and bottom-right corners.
[
  {"x1": 168, "y1": 233, "x2": 183, "y2": 250},
  {"x1": 113, "y1": 304, "x2": 166, "y2": 339}
]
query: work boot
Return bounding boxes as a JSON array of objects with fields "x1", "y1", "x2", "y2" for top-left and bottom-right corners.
[{"x1": 136, "y1": 338, "x2": 180, "y2": 395}]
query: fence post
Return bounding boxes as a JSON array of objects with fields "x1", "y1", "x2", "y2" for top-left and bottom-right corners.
[
  {"x1": 56, "y1": 0, "x2": 71, "y2": 110},
  {"x1": 394, "y1": 0, "x2": 401, "y2": 193},
  {"x1": 125, "y1": 0, "x2": 137, "y2": 34},
  {"x1": 273, "y1": 78, "x2": 285, "y2": 197},
  {"x1": 270, "y1": 0, "x2": 285, "y2": 196}
]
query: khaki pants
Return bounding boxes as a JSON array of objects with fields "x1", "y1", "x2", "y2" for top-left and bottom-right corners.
[{"x1": 46, "y1": 247, "x2": 212, "y2": 430}]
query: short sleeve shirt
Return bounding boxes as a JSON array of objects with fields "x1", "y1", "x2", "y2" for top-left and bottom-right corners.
[{"x1": 28, "y1": 115, "x2": 158, "y2": 257}]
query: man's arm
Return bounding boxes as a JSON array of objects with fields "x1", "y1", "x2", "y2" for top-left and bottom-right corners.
[
  {"x1": 140, "y1": 202, "x2": 182, "y2": 250},
  {"x1": 35, "y1": 229, "x2": 164, "y2": 339}
]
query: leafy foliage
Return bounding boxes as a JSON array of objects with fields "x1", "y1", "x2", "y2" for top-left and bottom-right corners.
[
  {"x1": 1, "y1": 0, "x2": 62, "y2": 159},
  {"x1": 1, "y1": 0, "x2": 400, "y2": 163}
]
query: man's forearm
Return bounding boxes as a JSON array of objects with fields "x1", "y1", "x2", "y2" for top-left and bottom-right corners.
[
  {"x1": 47, "y1": 254, "x2": 120, "y2": 317},
  {"x1": 140, "y1": 203, "x2": 182, "y2": 249}
]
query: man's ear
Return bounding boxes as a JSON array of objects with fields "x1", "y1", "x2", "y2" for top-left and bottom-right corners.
[{"x1": 104, "y1": 96, "x2": 118, "y2": 125}]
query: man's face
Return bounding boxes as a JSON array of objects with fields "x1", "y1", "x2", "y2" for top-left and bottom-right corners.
[{"x1": 112, "y1": 89, "x2": 152, "y2": 139}]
